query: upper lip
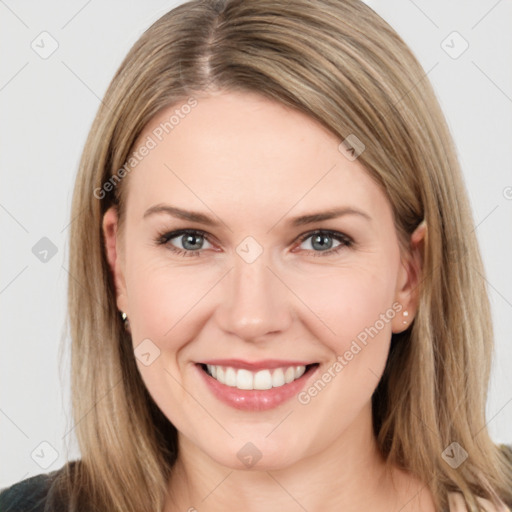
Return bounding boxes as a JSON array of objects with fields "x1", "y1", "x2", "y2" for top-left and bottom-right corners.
[{"x1": 198, "y1": 359, "x2": 317, "y2": 371}]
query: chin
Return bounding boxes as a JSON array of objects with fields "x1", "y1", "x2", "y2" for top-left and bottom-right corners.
[{"x1": 203, "y1": 434, "x2": 307, "y2": 472}]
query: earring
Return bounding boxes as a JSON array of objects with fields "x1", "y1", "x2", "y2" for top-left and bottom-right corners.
[
  {"x1": 402, "y1": 310, "x2": 409, "y2": 325},
  {"x1": 120, "y1": 311, "x2": 130, "y2": 331}
]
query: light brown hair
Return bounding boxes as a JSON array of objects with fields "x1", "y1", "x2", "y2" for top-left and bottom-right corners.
[{"x1": 55, "y1": 0, "x2": 512, "y2": 510}]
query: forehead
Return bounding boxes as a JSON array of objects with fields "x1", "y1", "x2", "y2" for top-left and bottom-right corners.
[{"x1": 124, "y1": 91, "x2": 389, "y2": 226}]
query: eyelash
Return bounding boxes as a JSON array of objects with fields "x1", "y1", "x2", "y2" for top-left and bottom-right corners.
[{"x1": 154, "y1": 228, "x2": 353, "y2": 258}]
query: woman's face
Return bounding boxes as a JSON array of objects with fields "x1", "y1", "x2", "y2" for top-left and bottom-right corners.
[{"x1": 103, "y1": 91, "x2": 422, "y2": 470}]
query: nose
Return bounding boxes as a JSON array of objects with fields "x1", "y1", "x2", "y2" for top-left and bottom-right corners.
[{"x1": 214, "y1": 250, "x2": 293, "y2": 342}]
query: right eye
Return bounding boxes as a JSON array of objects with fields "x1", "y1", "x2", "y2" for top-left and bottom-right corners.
[{"x1": 156, "y1": 229, "x2": 215, "y2": 257}]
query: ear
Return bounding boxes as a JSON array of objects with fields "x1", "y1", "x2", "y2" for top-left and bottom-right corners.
[
  {"x1": 102, "y1": 206, "x2": 128, "y2": 314},
  {"x1": 391, "y1": 220, "x2": 426, "y2": 333}
]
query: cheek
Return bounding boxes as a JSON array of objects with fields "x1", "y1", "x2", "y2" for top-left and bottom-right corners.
[
  {"x1": 289, "y1": 260, "x2": 400, "y2": 354},
  {"x1": 125, "y1": 246, "x2": 400, "y2": 358},
  {"x1": 123, "y1": 258, "x2": 220, "y2": 431},
  {"x1": 289, "y1": 262, "x2": 400, "y2": 434},
  {"x1": 126, "y1": 259, "x2": 218, "y2": 347}
]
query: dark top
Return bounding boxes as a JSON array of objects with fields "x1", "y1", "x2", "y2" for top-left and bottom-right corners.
[
  {"x1": 2, "y1": 446, "x2": 512, "y2": 511},
  {"x1": 0, "y1": 464, "x2": 68, "y2": 512},
  {"x1": 0, "y1": 460, "x2": 80, "y2": 512}
]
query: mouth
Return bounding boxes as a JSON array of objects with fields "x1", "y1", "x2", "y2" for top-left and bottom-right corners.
[
  {"x1": 199, "y1": 362, "x2": 318, "y2": 390},
  {"x1": 195, "y1": 362, "x2": 320, "y2": 411}
]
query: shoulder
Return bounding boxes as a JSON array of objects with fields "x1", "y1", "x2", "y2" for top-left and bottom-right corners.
[
  {"x1": 447, "y1": 444, "x2": 512, "y2": 512},
  {"x1": 0, "y1": 461, "x2": 78, "y2": 512},
  {"x1": 448, "y1": 492, "x2": 511, "y2": 512}
]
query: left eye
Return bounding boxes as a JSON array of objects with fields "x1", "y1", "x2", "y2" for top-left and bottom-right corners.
[{"x1": 296, "y1": 230, "x2": 351, "y2": 254}]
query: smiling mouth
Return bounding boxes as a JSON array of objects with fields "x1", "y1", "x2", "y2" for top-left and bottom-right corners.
[{"x1": 199, "y1": 363, "x2": 319, "y2": 391}]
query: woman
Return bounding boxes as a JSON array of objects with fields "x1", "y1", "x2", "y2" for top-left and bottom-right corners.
[{"x1": 1, "y1": 0, "x2": 511, "y2": 511}]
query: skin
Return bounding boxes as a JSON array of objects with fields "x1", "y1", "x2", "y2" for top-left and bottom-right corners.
[{"x1": 103, "y1": 91, "x2": 433, "y2": 511}]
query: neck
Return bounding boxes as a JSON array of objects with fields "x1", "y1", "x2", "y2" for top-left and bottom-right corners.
[{"x1": 164, "y1": 403, "x2": 433, "y2": 512}]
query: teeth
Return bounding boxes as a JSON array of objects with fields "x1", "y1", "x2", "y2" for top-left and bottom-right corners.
[
  {"x1": 237, "y1": 369, "x2": 253, "y2": 390},
  {"x1": 254, "y1": 369, "x2": 272, "y2": 390},
  {"x1": 272, "y1": 368, "x2": 285, "y2": 387},
  {"x1": 225, "y1": 367, "x2": 237, "y2": 387},
  {"x1": 204, "y1": 364, "x2": 308, "y2": 390},
  {"x1": 284, "y1": 367, "x2": 295, "y2": 384}
]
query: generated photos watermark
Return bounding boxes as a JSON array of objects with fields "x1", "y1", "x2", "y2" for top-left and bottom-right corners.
[
  {"x1": 297, "y1": 302, "x2": 403, "y2": 405},
  {"x1": 93, "y1": 97, "x2": 198, "y2": 200}
]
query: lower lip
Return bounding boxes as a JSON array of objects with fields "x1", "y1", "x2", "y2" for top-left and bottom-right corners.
[{"x1": 196, "y1": 363, "x2": 318, "y2": 411}]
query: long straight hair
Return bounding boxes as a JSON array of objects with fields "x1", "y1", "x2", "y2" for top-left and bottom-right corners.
[{"x1": 54, "y1": 1, "x2": 512, "y2": 510}]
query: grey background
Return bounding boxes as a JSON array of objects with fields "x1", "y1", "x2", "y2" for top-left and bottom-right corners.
[{"x1": 1, "y1": 0, "x2": 511, "y2": 487}]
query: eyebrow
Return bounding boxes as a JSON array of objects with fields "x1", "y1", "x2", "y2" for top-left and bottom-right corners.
[{"x1": 143, "y1": 204, "x2": 372, "y2": 227}]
